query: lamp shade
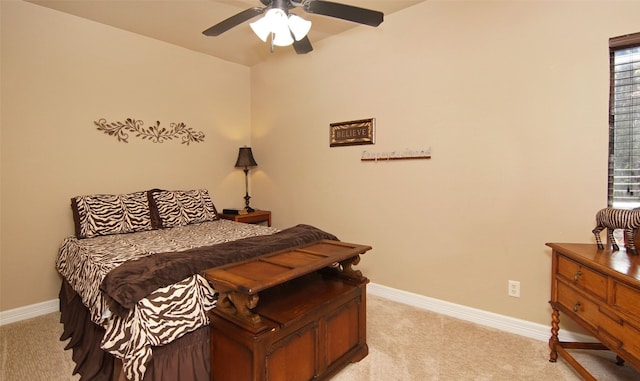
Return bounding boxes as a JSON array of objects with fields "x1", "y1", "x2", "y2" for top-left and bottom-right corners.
[
  {"x1": 249, "y1": 15, "x2": 272, "y2": 42},
  {"x1": 288, "y1": 14, "x2": 312, "y2": 41},
  {"x1": 235, "y1": 147, "x2": 258, "y2": 168}
]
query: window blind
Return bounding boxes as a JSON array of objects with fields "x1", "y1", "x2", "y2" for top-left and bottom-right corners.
[{"x1": 609, "y1": 32, "x2": 640, "y2": 207}]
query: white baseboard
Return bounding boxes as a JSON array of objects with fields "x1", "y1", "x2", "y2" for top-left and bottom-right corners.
[
  {"x1": 367, "y1": 282, "x2": 596, "y2": 344},
  {"x1": 0, "y1": 299, "x2": 59, "y2": 326},
  {"x1": 0, "y1": 283, "x2": 597, "y2": 345}
]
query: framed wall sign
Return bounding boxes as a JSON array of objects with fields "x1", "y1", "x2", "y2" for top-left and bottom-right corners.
[{"x1": 330, "y1": 118, "x2": 375, "y2": 147}]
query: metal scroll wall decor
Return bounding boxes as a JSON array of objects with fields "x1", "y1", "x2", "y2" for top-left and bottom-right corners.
[
  {"x1": 361, "y1": 148, "x2": 432, "y2": 162},
  {"x1": 94, "y1": 118, "x2": 205, "y2": 145}
]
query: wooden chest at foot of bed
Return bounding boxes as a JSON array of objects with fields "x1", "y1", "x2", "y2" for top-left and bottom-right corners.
[
  {"x1": 209, "y1": 272, "x2": 368, "y2": 381},
  {"x1": 203, "y1": 240, "x2": 372, "y2": 381}
]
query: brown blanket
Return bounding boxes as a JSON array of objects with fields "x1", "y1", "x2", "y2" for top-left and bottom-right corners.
[{"x1": 101, "y1": 224, "x2": 338, "y2": 316}]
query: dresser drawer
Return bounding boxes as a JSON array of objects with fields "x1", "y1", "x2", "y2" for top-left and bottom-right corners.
[
  {"x1": 558, "y1": 279, "x2": 640, "y2": 362},
  {"x1": 556, "y1": 281, "x2": 603, "y2": 332},
  {"x1": 612, "y1": 280, "x2": 640, "y2": 324},
  {"x1": 596, "y1": 306, "x2": 640, "y2": 364},
  {"x1": 619, "y1": 320, "x2": 640, "y2": 363},
  {"x1": 557, "y1": 255, "x2": 607, "y2": 301}
]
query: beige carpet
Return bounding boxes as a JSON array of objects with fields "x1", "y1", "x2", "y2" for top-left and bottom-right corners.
[
  {"x1": 0, "y1": 310, "x2": 80, "y2": 380},
  {"x1": 1, "y1": 295, "x2": 639, "y2": 380}
]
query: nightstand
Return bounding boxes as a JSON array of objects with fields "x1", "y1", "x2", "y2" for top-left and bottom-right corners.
[{"x1": 218, "y1": 210, "x2": 271, "y2": 227}]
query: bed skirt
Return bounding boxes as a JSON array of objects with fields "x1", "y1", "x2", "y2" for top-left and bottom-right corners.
[{"x1": 59, "y1": 280, "x2": 210, "y2": 381}]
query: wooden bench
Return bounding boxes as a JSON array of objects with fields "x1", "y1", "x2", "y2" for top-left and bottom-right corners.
[{"x1": 202, "y1": 239, "x2": 372, "y2": 381}]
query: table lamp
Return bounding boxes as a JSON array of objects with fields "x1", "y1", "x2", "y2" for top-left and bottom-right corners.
[{"x1": 234, "y1": 146, "x2": 258, "y2": 212}]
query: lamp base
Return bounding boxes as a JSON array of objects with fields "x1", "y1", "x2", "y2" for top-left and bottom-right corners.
[
  {"x1": 242, "y1": 166, "x2": 256, "y2": 213},
  {"x1": 244, "y1": 192, "x2": 254, "y2": 213}
]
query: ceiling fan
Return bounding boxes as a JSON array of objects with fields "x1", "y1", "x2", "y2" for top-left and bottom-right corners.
[{"x1": 202, "y1": 0, "x2": 384, "y2": 54}]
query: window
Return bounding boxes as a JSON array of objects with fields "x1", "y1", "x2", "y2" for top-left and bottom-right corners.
[{"x1": 609, "y1": 32, "x2": 640, "y2": 208}]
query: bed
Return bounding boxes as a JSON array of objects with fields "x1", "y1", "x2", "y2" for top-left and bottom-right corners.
[{"x1": 56, "y1": 188, "x2": 343, "y2": 381}]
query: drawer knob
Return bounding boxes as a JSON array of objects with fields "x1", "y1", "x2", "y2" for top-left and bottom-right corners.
[
  {"x1": 573, "y1": 270, "x2": 582, "y2": 283},
  {"x1": 573, "y1": 301, "x2": 582, "y2": 313}
]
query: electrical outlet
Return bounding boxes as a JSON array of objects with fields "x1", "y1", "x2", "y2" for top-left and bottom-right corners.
[{"x1": 508, "y1": 280, "x2": 521, "y2": 298}]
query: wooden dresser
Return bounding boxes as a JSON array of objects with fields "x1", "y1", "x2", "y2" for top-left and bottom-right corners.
[
  {"x1": 202, "y1": 240, "x2": 371, "y2": 381},
  {"x1": 547, "y1": 243, "x2": 640, "y2": 380}
]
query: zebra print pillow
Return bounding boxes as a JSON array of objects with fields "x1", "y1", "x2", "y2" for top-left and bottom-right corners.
[
  {"x1": 149, "y1": 189, "x2": 218, "y2": 228},
  {"x1": 71, "y1": 191, "x2": 154, "y2": 239}
]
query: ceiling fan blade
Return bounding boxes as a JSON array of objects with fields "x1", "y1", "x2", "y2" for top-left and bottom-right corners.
[
  {"x1": 303, "y1": 0, "x2": 383, "y2": 27},
  {"x1": 202, "y1": 7, "x2": 264, "y2": 36},
  {"x1": 293, "y1": 36, "x2": 313, "y2": 54}
]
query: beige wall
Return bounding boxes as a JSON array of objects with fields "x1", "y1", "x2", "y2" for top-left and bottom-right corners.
[
  {"x1": 2, "y1": 0, "x2": 640, "y2": 333},
  {"x1": 0, "y1": 1, "x2": 252, "y2": 310},
  {"x1": 251, "y1": 0, "x2": 640, "y2": 327}
]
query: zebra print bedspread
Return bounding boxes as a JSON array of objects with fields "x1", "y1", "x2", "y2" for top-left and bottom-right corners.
[
  {"x1": 56, "y1": 219, "x2": 280, "y2": 381},
  {"x1": 102, "y1": 224, "x2": 339, "y2": 317}
]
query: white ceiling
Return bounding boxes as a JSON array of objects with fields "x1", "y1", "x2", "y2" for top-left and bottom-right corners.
[{"x1": 27, "y1": 0, "x2": 424, "y2": 67}]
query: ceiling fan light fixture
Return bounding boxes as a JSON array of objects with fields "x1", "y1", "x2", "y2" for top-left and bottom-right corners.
[
  {"x1": 288, "y1": 14, "x2": 311, "y2": 41},
  {"x1": 250, "y1": 7, "x2": 310, "y2": 47}
]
